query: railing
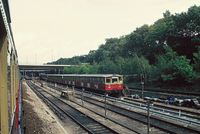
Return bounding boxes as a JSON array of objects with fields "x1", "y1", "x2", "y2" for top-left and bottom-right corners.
[
  {"x1": 77, "y1": 89, "x2": 200, "y2": 128},
  {"x1": 45, "y1": 82, "x2": 200, "y2": 129}
]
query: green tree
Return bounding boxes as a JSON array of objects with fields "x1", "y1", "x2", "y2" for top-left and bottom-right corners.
[
  {"x1": 156, "y1": 46, "x2": 194, "y2": 84},
  {"x1": 64, "y1": 66, "x2": 79, "y2": 74},
  {"x1": 97, "y1": 60, "x2": 118, "y2": 74},
  {"x1": 193, "y1": 47, "x2": 200, "y2": 72}
]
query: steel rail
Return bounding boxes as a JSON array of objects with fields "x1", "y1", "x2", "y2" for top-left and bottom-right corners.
[
  {"x1": 44, "y1": 82, "x2": 194, "y2": 134},
  {"x1": 74, "y1": 93, "x2": 200, "y2": 134},
  {"x1": 123, "y1": 97, "x2": 200, "y2": 117},
  {"x1": 39, "y1": 82, "x2": 144, "y2": 134},
  {"x1": 106, "y1": 97, "x2": 200, "y2": 127},
  {"x1": 45, "y1": 81, "x2": 200, "y2": 126},
  {"x1": 122, "y1": 98, "x2": 200, "y2": 120},
  {"x1": 43, "y1": 81, "x2": 200, "y2": 133},
  {"x1": 27, "y1": 81, "x2": 119, "y2": 134}
]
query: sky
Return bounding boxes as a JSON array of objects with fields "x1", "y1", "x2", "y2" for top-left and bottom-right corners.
[{"x1": 10, "y1": 0, "x2": 200, "y2": 65}]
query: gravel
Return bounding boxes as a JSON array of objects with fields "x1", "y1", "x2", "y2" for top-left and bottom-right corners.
[{"x1": 22, "y1": 81, "x2": 67, "y2": 134}]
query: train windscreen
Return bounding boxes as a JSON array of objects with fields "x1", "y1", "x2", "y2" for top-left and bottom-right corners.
[{"x1": 112, "y1": 77, "x2": 118, "y2": 83}]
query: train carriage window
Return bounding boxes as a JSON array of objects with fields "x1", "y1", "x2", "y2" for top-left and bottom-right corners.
[
  {"x1": 106, "y1": 78, "x2": 111, "y2": 84},
  {"x1": 100, "y1": 78, "x2": 102, "y2": 83},
  {"x1": 119, "y1": 76, "x2": 122, "y2": 83},
  {"x1": 112, "y1": 77, "x2": 118, "y2": 83},
  {"x1": 100, "y1": 78, "x2": 103, "y2": 83}
]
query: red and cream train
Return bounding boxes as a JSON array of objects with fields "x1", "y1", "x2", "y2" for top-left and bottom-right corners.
[{"x1": 40, "y1": 74, "x2": 124, "y2": 95}]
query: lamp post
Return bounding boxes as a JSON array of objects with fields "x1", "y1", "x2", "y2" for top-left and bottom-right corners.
[
  {"x1": 81, "y1": 88, "x2": 84, "y2": 106},
  {"x1": 141, "y1": 74, "x2": 145, "y2": 99},
  {"x1": 147, "y1": 100, "x2": 153, "y2": 134},
  {"x1": 129, "y1": 51, "x2": 146, "y2": 99},
  {"x1": 104, "y1": 92, "x2": 108, "y2": 119}
]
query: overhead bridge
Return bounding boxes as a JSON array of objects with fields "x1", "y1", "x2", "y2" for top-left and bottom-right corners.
[{"x1": 19, "y1": 64, "x2": 72, "y2": 77}]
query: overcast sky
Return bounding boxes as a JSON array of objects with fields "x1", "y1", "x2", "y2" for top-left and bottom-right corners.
[{"x1": 10, "y1": 0, "x2": 200, "y2": 65}]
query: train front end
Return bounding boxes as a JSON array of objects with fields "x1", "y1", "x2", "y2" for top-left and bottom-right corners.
[{"x1": 104, "y1": 75, "x2": 124, "y2": 95}]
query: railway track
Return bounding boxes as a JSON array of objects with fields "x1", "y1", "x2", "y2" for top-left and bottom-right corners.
[
  {"x1": 45, "y1": 85, "x2": 147, "y2": 134},
  {"x1": 27, "y1": 81, "x2": 119, "y2": 134},
  {"x1": 34, "y1": 81, "x2": 143, "y2": 134},
  {"x1": 43, "y1": 81, "x2": 200, "y2": 134},
  {"x1": 74, "y1": 92, "x2": 200, "y2": 134},
  {"x1": 45, "y1": 81, "x2": 200, "y2": 117},
  {"x1": 122, "y1": 97, "x2": 200, "y2": 119}
]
